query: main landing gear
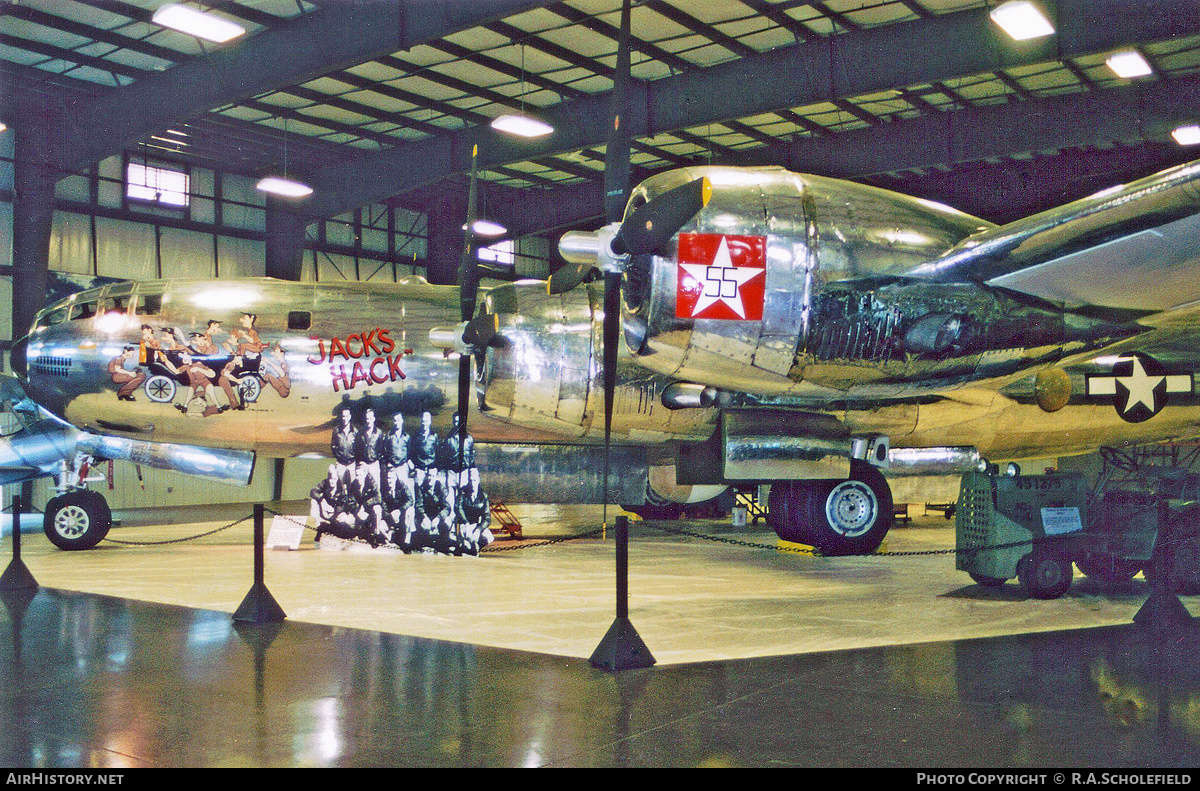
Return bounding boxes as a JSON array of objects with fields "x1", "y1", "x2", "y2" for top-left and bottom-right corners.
[{"x1": 767, "y1": 459, "x2": 893, "y2": 555}]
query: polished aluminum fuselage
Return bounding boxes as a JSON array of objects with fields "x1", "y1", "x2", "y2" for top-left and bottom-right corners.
[{"x1": 21, "y1": 162, "x2": 1200, "y2": 466}]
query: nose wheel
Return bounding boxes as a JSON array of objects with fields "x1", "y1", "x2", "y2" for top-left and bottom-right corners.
[{"x1": 43, "y1": 490, "x2": 112, "y2": 550}]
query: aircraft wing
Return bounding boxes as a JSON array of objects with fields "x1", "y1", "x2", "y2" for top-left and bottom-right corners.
[{"x1": 907, "y1": 159, "x2": 1200, "y2": 312}]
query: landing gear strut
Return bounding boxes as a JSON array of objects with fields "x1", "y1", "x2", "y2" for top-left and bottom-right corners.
[{"x1": 767, "y1": 459, "x2": 893, "y2": 555}]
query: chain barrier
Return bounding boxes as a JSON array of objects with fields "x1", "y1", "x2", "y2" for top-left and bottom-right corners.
[
  {"x1": 101, "y1": 514, "x2": 253, "y2": 546},
  {"x1": 93, "y1": 505, "x2": 1195, "y2": 559}
]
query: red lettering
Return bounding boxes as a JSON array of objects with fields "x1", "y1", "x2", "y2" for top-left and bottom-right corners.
[
  {"x1": 350, "y1": 361, "x2": 371, "y2": 389},
  {"x1": 387, "y1": 354, "x2": 406, "y2": 381},
  {"x1": 331, "y1": 364, "x2": 351, "y2": 392},
  {"x1": 378, "y1": 328, "x2": 395, "y2": 354},
  {"x1": 362, "y1": 329, "x2": 381, "y2": 357},
  {"x1": 306, "y1": 337, "x2": 326, "y2": 365},
  {"x1": 370, "y1": 356, "x2": 389, "y2": 384},
  {"x1": 328, "y1": 337, "x2": 347, "y2": 362},
  {"x1": 346, "y1": 334, "x2": 363, "y2": 358}
]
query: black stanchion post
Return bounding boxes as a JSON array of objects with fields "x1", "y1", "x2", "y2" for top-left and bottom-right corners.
[
  {"x1": 0, "y1": 495, "x2": 38, "y2": 592},
  {"x1": 1133, "y1": 501, "x2": 1194, "y2": 629},
  {"x1": 233, "y1": 503, "x2": 286, "y2": 624},
  {"x1": 589, "y1": 515, "x2": 655, "y2": 671}
]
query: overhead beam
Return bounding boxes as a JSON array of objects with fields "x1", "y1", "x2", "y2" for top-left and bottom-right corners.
[
  {"x1": 737, "y1": 75, "x2": 1200, "y2": 178},
  {"x1": 445, "y1": 76, "x2": 1200, "y2": 238},
  {"x1": 299, "y1": 0, "x2": 1198, "y2": 218},
  {"x1": 56, "y1": 0, "x2": 558, "y2": 172}
]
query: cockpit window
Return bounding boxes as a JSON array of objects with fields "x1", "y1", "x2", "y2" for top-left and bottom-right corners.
[
  {"x1": 70, "y1": 301, "x2": 98, "y2": 320},
  {"x1": 42, "y1": 307, "x2": 68, "y2": 326},
  {"x1": 139, "y1": 294, "x2": 163, "y2": 316},
  {"x1": 109, "y1": 296, "x2": 130, "y2": 313}
]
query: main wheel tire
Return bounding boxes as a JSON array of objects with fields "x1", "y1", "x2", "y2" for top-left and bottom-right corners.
[
  {"x1": 1076, "y1": 554, "x2": 1141, "y2": 584},
  {"x1": 767, "y1": 460, "x2": 893, "y2": 556},
  {"x1": 43, "y1": 490, "x2": 112, "y2": 551},
  {"x1": 1018, "y1": 551, "x2": 1073, "y2": 599}
]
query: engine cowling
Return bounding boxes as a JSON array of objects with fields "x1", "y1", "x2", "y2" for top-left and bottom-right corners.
[{"x1": 616, "y1": 166, "x2": 1000, "y2": 399}]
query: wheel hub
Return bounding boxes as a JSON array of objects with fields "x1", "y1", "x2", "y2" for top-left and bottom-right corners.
[
  {"x1": 54, "y1": 505, "x2": 90, "y2": 539},
  {"x1": 825, "y1": 480, "x2": 878, "y2": 537}
]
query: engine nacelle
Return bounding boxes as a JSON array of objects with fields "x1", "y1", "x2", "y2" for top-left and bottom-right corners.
[{"x1": 612, "y1": 166, "x2": 1108, "y2": 400}]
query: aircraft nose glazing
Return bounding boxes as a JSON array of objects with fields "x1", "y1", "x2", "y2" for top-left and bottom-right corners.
[{"x1": 10, "y1": 334, "x2": 28, "y2": 378}]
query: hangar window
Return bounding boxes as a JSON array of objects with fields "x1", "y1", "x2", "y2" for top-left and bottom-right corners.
[
  {"x1": 127, "y1": 162, "x2": 189, "y2": 208},
  {"x1": 477, "y1": 239, "x2": 514, "y2": 267}
]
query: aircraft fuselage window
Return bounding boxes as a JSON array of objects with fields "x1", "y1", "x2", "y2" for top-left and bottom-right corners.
[
  {"x1": 288, "y1": 311, "x2": 311, "y2": 331},
  {"x1": 140, "y1": 294, "x2": 163, "y2": 315},
  {"x1": 70, "y1": 302, "x2": 98, "y2": 320}
]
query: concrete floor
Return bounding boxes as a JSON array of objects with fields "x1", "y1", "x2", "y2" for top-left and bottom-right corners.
[
  {"x1": 8, "y1": 503, "x2": 1190, "y2": 664},
  {"x1": 5, "y1": 503, "x2": 1200, "y2": 767}
]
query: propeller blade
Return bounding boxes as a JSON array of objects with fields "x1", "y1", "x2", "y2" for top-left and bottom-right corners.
[
  {"x1": 455, "y1": 144, "x2": 480, "y2": 555},
  {"x1": 601, "y1": 270, "x2": 620, "y2": 525},
  {"x1": 604, "y1": 0, "x2": 632, "y2": 226},
  {"x1": 614, "y1": 176, "x2": 711, "y2": 257},
  {"x1": 546, "y1": 261, "x2": 598, "y2": 295},
  {"x1": 601, "y1": 0, "x2": 632, "y2": 528},
  {"x1": 462, "y1": 311, "x2": 499, "y2": 348},
  {"x1": 458, "y1": 144, "x2": 481, "y2": 323}
]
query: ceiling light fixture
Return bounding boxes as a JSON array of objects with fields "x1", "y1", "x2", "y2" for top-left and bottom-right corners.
[
  {"x1": 471, "y1": 219, "x2": 508, "y2": 236},
  {"x1": 490, "y1": 114, "x2": 554, "y2": 138},
  {"x1": 1106, "y1": 50, "x2": 1153, "y2": 78},
  {"x1": 490, "y1": 44, "x2": 554, "y2": 138},
  {"x1": 0, "y1": 123, "x2": 7, "y2": 133},
  {"x1": 989, "y1": 1, "x2": 1055, "y2": 41},
  {"x1": 256, "y1": 176, "x2": 313, "y2": 198},
  {"x1": 1172, "y1": 124, "x2": 1200, "y2": 146},
  {"x1": 152, "y1": 4, "x2": 246, "y2": 44},
  {"x1": 257, "y1": 118, "x2": 312, "y2": 199}
]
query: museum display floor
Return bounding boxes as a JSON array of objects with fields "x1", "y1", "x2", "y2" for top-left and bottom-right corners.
[{"x1": 3, "y1": 504, "x2": 1199, "y2": 767}]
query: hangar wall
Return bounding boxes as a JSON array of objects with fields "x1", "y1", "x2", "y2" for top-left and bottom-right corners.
[{"x1": 1, "y1": 127, "x2": 550, "y2": 512}]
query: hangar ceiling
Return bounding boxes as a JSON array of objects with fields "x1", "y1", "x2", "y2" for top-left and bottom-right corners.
[{"x1": 4, "y1": 0, "x2": 1200, "y2": 246}]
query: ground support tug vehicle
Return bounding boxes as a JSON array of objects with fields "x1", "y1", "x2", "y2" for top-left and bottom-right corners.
[{"x1": 955, "y1": 469, "x2": 1200, "y2": 599}]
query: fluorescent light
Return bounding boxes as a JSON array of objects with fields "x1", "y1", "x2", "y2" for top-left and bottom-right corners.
[
  {"x1": 490, "y1": 114, "x2": 554, "y2": 138},
  {"x1": 1106, "y1": 50, "x2": 1153, "y2": 78},
  {"x1": 1173, "y1": 124, "x2": 1200, "y2": 146},
  {"x1": 989, "y1": 1, "x2": 1055, "y2": 41},
  {"x1": 256, "y1": 176, "x2": 313, "y2": 198},
  {"x1": 0, "y1": 123, "x2": 7, "y2": 133},
  {"x1": 152, "y1": 4, "x2": 246, "y2": 44},
  {"x1": 471, "y1": 219, "x2": 507, "y2": 237}
]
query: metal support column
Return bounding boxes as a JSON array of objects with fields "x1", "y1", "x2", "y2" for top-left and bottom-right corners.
[{"x1": 589, "y1": 515, "x2": 655, "y2": 671}]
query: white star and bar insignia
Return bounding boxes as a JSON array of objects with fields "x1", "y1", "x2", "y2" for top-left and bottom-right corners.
[{"x1": 1085, "y1": 353, "x2": 1193, "y2": 423}]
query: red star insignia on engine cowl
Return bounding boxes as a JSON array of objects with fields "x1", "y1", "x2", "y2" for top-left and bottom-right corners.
[{"x1": 676, "y1": 233, "x2": 766, "y2": 321}]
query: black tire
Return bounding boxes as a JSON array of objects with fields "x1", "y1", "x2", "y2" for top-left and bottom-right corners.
[
  {"x1": 767, "y1": 460, "x2": 893, "y2": 556},
  {"x1": 969, "y1": 572, "x2": 1008, "y2": 587},
  {"x1": 1076, "y1": 554, "x2": 1141, "y2": 584},
  {"x1": 43, "y1": 490, "x2": 112, "y2": 551},
  {"x1": 1017, "y1": 551, "x2": 1072, "y2": 599}
]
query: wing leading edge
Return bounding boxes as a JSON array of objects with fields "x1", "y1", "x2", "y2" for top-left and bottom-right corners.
[{"x1": 906, "y1": 158, "x2": 1200, "y2": 313}]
